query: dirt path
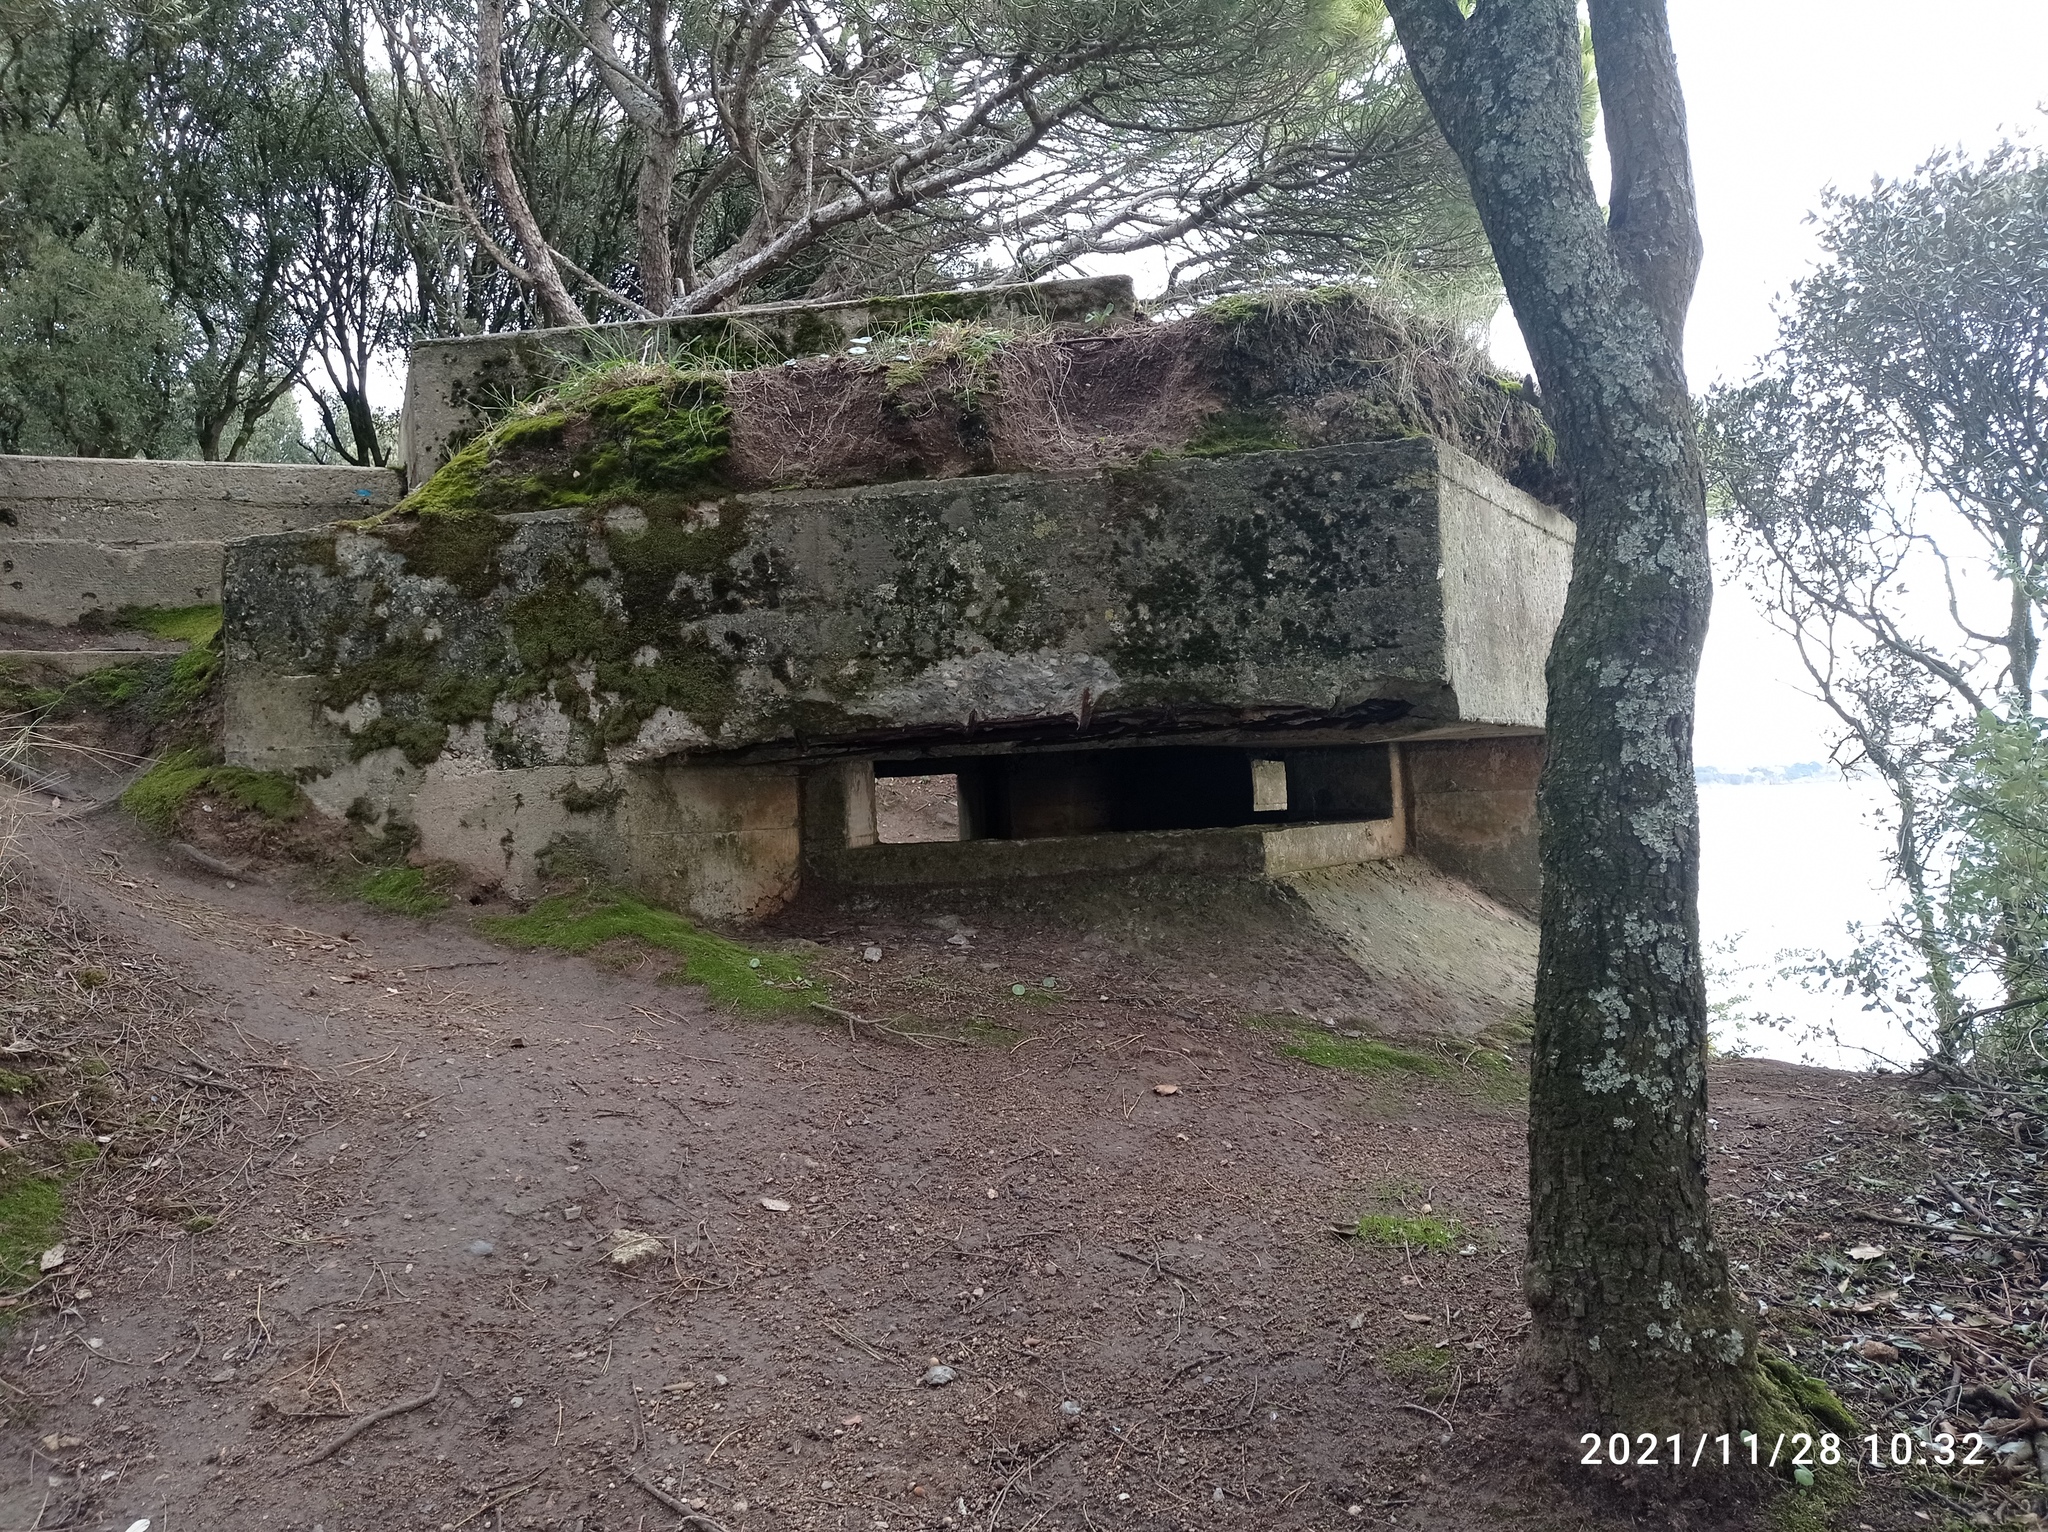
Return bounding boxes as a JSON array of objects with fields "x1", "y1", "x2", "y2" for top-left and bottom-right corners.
[{"x1": 1, "y1": 810, "x2": 1903, "y2": 1532}]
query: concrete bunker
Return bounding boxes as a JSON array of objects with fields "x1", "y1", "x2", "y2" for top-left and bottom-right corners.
[{"x1": 219, "y1": 278, "x2": 1571, "y2": 923}]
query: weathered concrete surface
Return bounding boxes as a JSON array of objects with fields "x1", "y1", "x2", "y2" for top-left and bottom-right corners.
[
  {"x1": 1285, "y1": 856, "x2": 1536, "y2": 1038},
  {"x1": 225, "y1": 437, "x2": 1566, "y2": 768},
  {"x1": 1438, "y1": 447, "x2": 1574, "y2": 727},
  {"x1": 221, "y1": 436, "x2": 1564, "y2": 921},
  {"x1": 399, "y1": 276, "x2": 1136, "y2": 486},
  {"x1": 2, "y1": 456, "x2": 402, "y2": 625},
  {"x1": 0, "y1": 645, "x2": 179, "y2": 678},
  {"x1": 1403, "y1": 735, "x2": 1545, "y2": 914}
]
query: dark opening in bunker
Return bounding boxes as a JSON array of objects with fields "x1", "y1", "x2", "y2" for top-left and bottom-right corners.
[{"x1": 870, "y1": 744, "x2": 1395, "y2": 843}]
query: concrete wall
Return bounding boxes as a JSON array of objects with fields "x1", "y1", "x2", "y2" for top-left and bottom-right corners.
[
  {"x1": 400, "y1": 276, "x2": 1135, "y2": 485},
  {"x1": 224, "y1": 438, "x2": 1565, "y2": 776},
  {"x1": 1, "y1": 456, "x2": 402, "y2": 626},
  {"x1": 1437, "y1": 445, "x2": 1575, "y2": 728},
  {"x1": 221, "y1": 667, "x2": 804, "y2": 922},
  {"x1": 221, "y1": 437, "x2": 1568, "y2": 923},
  {"x1": 1402, "y1": 734, "x2": 1546, "y2": 914}
]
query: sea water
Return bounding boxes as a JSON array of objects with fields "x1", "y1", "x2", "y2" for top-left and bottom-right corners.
[{"x1": 1697, "y1": 775, "x2": 1911, "y2": 1069}]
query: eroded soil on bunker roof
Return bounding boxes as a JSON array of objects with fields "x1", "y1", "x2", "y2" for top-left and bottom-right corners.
[{"x1": 0, "y1": 807, "x2": 1937, "y2": 1532}]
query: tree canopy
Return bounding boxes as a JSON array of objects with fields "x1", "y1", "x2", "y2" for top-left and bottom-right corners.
[
  {"x1": 0, "y1": 0, "x2": 1496, "y2": 462},
  {"x1": 1707, "y1": 139, "x2": 2048, "y2": 1065}
]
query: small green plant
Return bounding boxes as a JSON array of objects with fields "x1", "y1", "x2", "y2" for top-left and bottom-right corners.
[
  {"x1": 354, "y1": 866, "x2": 449, "y2": 917},
  {"x1": 880, "y1": 320, "x2": 1024, "y2": 406},
  {"x1": 479, "y1": 889, "x2": 820, "y2": 1014},
  {"x1": 1380, "y1": 1341, "x2": 1454, "y2": 1387},
  {"x1": 116, "y1": 604, "x2": 222, "y2": 645},
  {"x1": 0, "y1": 1069, "x2": 33, "y2": 1095},
  {"x1": 1349, "y1": 1212, "x2": 1458, "y2": 1251},
  {"x1": 121, "y1": 748, "x2": 301, "y2": 832}
]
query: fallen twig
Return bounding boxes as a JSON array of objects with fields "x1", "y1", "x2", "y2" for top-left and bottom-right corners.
[
  {"x1": 1398, "y1": 1400, "x2": 1454, "y2": 1432},
  {"x1": 449, "y1": 1475, "x2": 541, "y2": 1528},
  {"x1": 822, "y1": 1317, "x2": 894, "y2": 1364},
  {"x1": 807, "y1": 1000, "x2": 962, "y2": 1048},
  {"x1": 624, "y1": 1465, "x2": 731, "y2": 1531},
  {"x1": 288, "y1": 1375, "x2": 442, "y2": 1468},
  {"x1": 1853, "y1": 1208, "x2": 2048, "y2": 1250}
]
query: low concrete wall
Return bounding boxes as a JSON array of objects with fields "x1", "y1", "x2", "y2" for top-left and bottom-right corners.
[
  {"x1": 1403, "y1": 734, "x2": 1546, "y2": 914},
  {"x1": 2, "y1": 456, "x2": 402, "y2": 626},
  {"x1": 399, "y1": 276, "x2": 1136, "y2": 486},
  {"x1": 816, "y1": 815, "x2": 1401, "y2": 886}
]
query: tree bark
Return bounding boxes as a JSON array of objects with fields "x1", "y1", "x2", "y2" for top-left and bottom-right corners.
[{"x1": 1385, "y1": 0, "x2": 1753, "y2": 1429}]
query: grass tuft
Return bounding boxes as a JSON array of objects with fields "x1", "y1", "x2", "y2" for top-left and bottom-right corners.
[
  {"x1": 478, "y1": 890, "x2": 819, "y2": 1014},
  {"x1": 121, "y1": 748, "x2": 302, "y2": 833},
  {"x1": 355, "y1": 866, "x2": 450, "y2": 917},
  {"x1": 1349, "y1": 1212, "x2": 1459, "y2": 1250},
  {"x1": 1250, "y1": 1016, "x2": 1446, "y2": 1078}
]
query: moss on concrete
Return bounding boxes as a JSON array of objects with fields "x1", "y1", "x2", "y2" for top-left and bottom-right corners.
[
  {"x1": 557, "y1": 779, "x2": 624, "y2": 814},
  {"x1": 478, "y1": 889, "x2": 819, "y2": 1014},
  {"x1": 382, "y1": 512, "x2": 511, "y2": 598},
  {"x1": 391, "y1": 371, "x2": 732, "y2": 527},
  {"x1": 115, "y1": 603, "x2": 222, "y2": 645},
  {"x1": 122, "y1": 747, "x2": 303, "y2": 831},
  {"x1": 345, "y1": 717, "x2": 449, "y2": 767}
]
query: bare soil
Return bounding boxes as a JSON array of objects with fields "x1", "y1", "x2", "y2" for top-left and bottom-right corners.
[
  {"x1": 0, "y1": 799, "x2": 2026, "y2": 1532},
  {"x1": 873, "y1": 779, "x2": 961, "y2": 846}
]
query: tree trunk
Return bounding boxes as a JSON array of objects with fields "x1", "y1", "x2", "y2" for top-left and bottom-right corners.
[
  {"x1": 1386, "y1": 0, "x2": 1754, "y2": 1429},
  {"x1": 477, "y1": 0, "x2": 584, "y2": 329},
  {"x1": 636, "y1": 134, "x2": 679, "y2": 314}
]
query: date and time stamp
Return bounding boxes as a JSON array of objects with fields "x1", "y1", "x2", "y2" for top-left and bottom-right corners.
[{"x1": 1578, "y1": 1430, "x2": 1993, "y2": 1471}]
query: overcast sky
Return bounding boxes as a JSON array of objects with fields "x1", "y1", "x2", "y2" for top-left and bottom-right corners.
[{"x1": 1530, "y1": 1, "x2": 2047, "y2": 767}]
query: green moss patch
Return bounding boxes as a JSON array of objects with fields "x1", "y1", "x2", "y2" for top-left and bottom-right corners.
[
  {"x1": 1349, "y1": 1211, "x2": 1459, "y2": 1251},
  {"x1": 390, "y1": 369, "x2": 732, "y2": 526},
  {"x1": 115, "y1": 604, "x2": 222, "y2": 645},
  {"x1": 121, "y1": 748, "x2": 302, "y2": 832},
  {"x1": 354, "y1": 866, "x2": 450, "y2": 917},
  {"x1": 1250, "y1": 1017, "x2": 1446, "y2": 1078},
  {"x1": 478, "y1": 890, "x2": 819, "y2": 1014},
  {"x1": 0, "y1": 1174, "x2": 64, "y2": 1290},
  {"x1": 1182, "y1": 408, "x2": 1299, "y2": 458},
  {"x1": 1380, "y1": 1341, "x2": 1454, "y2": 1387}
]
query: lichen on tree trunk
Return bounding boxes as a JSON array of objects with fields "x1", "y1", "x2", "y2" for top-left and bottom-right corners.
[{"x1": 1386, "y1": 0, "x2": 1754, "y2": 1430}]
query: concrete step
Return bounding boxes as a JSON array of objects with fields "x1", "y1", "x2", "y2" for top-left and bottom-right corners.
[{"x1": 0, "y1": 646, "x2": 182, "y2": 677}]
